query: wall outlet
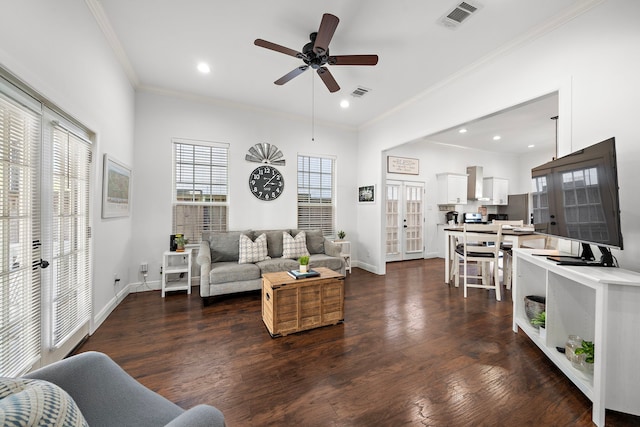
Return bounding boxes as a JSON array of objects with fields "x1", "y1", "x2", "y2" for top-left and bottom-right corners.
[{"x1": 140, "y1": 262, "x2": 148, "y2": 273}]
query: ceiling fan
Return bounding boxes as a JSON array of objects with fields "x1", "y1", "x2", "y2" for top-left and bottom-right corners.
[{"x1": 254, "y1": 13, "x2": 378, "y2": 93}]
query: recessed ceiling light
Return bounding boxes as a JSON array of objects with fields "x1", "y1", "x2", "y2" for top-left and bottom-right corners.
[
  {"x1": 528, "y1": 144, "x2": 535, "y2": 148},
  {"x1": 340, "y1": 99, "x2": 350, "y2": 108},
  {"x1": 493, "y1": 135, "x2": 501, "y2": 141},
  {"x1": 197, "y1": 62, "x2": 211, "y2": 74},
  {"x1": 458, "y1": 128, "x2": 467, "y2": 134}
]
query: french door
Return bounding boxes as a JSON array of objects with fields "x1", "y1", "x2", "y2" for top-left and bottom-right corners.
[
  {"x1": 0, "y1": 78, "x2": 92, "y2": 375},
  {"x1": 385, "y1": 180, "x2": 424, "y2": 262},
  {"x1": 41, "y1": 115, "x2": 92, "y2": 365}
]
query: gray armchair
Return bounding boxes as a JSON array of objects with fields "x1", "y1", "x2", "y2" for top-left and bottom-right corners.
[{"x1": 23, "y1": 351, "x2": 225, "y2": 427}]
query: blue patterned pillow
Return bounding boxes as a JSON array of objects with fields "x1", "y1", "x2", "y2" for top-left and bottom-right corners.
[
  {"x1": 282, "y1": 231, "x2": 310, "y2": 259},
  {"x1": 238, "y1": 233, "x2": 270, "y2": 264},
  {"x1": 0, "y1": 377, "x2": 88, "y2": 427}
]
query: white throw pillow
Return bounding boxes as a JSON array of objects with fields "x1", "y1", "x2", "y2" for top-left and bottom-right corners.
[
  {"x1": 238, "y1": 233, "x2": 269, "y2": 264},
  {"x1": 282, "y1": 231, "x2": 310, "y2": 259}
]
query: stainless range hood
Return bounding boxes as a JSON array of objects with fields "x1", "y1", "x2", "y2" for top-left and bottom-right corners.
[{"x1": 467, "y1": 166, "x2": 490, "y2": 201}]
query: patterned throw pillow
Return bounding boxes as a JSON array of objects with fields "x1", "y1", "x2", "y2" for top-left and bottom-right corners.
[
  {"x1": 238, "y1": 233, "x2": 270, "y2": 264},
  {"x1": 0, "y1": 378, "x2": 88, "y2": 427},
  {"x1": 282, "y1": 231, "x2": 310, "y2": 259}
]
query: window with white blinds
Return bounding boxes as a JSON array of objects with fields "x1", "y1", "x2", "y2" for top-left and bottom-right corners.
[
  {"x1": 172, "y1": 139, "x2": 229, "y2": 242},
  {"x1": 0, "y1": 89, "x2": 42, "y2": 377},
  {"x1": 49, "y1": 125, "x2": 91, "y2": 348},
  {"x1": 297, "y1": 155, "x2": 335, "y2": 237}
]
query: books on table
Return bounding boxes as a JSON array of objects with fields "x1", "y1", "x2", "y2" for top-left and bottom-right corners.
[{"x1": 287, "y1": 269, "x2": 321, "y2": 279}]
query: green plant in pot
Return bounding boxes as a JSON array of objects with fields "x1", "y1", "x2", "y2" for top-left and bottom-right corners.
[
  {"x1": 575, "y1": 340, "x2": 595, "y2": 364},
  {"x1": 175, "y1": 234, "x2": 188, "y2": 252},
  {"x1": 530, "y1": 311, "x2": 546, "y2": 328},
  {"x1": 531, "y1": 311, "x2": 546, "y2": 339},
  {"x1": 298, "y1": 255, "x2": 310, "y2": 273},
  {"x1": 337, "y1": 230, "x2": 346, "y2": 240}
]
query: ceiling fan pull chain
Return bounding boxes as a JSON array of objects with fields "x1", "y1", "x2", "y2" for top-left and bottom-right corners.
[{"x1": 311, "y1": 71, "x2": 315, "y2": 142}]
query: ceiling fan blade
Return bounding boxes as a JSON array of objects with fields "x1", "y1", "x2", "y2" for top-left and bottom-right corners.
[
  {"x1": 274, "y1": 66, "x2": 309, "y2": 85},
  {"x1": 254, "y1": 39, "x2": 303, "y2": 59},
  {"x1": 328, "y1": 55, "x2": 379, "y2": 66},
  {"x1": 317, "y1": 67, "x2": 340, "y2": 93},
  {"x1": 313, "y1": 13, "x2": 339, "y2": 55}
]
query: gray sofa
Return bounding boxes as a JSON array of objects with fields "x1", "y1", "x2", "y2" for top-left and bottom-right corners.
[
  {"x1": 10, "y1": 351, "x2": 225, "y2": 426},
  {"x1": 197, "y1": 229, "x2": 345, "y2": 301}
]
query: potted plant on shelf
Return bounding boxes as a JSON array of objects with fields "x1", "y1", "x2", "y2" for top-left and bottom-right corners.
[
  {"x1": 574, "y1": 340, "x2": 595, "y2": 373},
  {"x1": 175, "y1": 234, "x2": 188, "y2": 252},
  {"x1": 298, "y1": 255, "x2": 310, "y2": 273},
  {"x1": 531, "y1": 311, "x2": 546, "y2": 339}
]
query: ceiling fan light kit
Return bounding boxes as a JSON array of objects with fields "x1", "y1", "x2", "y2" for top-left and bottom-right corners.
[{"x1": 254, "y1": 13, "x2": 378, "y2": 93}]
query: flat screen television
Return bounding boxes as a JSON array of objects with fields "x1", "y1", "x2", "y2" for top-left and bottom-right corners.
[{"x1": 531, "y1": 137, "x2": 622, "y2": 267}]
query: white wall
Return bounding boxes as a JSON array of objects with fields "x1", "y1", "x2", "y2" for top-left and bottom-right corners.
[
  {"x1": 0, "y1": 1, "x2": 136, "y2": 328},
  {"x1": 131, "y1": 90, "x2": 359, "y2": 286},
  {"x1": 358, "y1": 0, "x2": 640, "y2": 274}
]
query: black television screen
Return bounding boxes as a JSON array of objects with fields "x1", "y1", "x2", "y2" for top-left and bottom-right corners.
[{"x1": 531, "y1": 137, "x2": 623, "y2": 258}]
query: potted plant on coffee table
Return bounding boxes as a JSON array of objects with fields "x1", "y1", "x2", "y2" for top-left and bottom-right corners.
[{"x1": 298, "y1": 255, "x2": 310, "y2": 273}]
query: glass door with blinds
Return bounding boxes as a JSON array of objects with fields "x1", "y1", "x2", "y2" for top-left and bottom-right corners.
[
  {"x1": 0, "y1": 87, "x2": 42, "y2": 376},
  {"x1": 41, "y1": 117, "x2": 92, "y2": 365},
  {"x1": 0, "y1": 76, "x2": 93, "y2": 376},
  {"x1": 385, "y1": 180, "x2": 424, "y2": 262}
]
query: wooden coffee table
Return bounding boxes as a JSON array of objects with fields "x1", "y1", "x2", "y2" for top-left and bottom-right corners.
[{"x1": 262, "y1": 267, "x2": 345, "y2": 337}]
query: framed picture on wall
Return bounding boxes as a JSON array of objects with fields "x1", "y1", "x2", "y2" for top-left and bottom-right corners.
[
  {"x1": 387, "y1": 156, "x2": 419, "y2": 175},
  {"x1": 358, "y1": 185, "x2": 375, "y2": 203},
  {"x1": 102, "y1": 154, "x2": 131, "y2": 218}
]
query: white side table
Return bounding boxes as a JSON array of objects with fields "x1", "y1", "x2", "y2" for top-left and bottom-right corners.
[
  {"x1": 332, "y1": 240, "x2": 351, "y2": 274},
  {"x1": 162, "y1": 250, "x2": 192, "y2": 297}
]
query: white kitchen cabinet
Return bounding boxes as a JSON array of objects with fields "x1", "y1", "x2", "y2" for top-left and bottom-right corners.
[
  {"x1": 483, "y1": 177, "x2": 509, "y2": 205},
  {"x1": 436, "y1": 173, "x2": 467, "y2": 205},
  {"x1": 512, "y1": 248, "x2": 640, "y2": 426}
]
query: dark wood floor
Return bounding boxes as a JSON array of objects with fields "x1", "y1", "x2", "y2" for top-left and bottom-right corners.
[{"x1": 75, "y1": 259, "x2": 638, "y2": 426}]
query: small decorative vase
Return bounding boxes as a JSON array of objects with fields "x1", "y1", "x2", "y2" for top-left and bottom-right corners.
[
  {"x1": 539, "y1": 326, "x2": 547, "y2": 340},
  {"x1": 572, "y1": 352, "x2": 587, "y2": 370},
  {"x1": 299, "y1": 265, "x2": 308, "y2": 273}
]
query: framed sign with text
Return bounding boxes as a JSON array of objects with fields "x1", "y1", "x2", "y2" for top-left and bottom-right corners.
[{"x1": 387, "y1": 156, "x2": 419, "y2": 175}]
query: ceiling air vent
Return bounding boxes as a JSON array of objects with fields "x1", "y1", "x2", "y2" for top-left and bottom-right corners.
[
  {"x1": 350, "y1": 86, "x2": 371, "y2": 98},
  {"x1": 438, "y1": 1, "x2": 482, "y2": 29}
]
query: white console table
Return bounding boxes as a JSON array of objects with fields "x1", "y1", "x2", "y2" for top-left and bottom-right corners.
[{"x1": 512, "y1": 248, "x2": 640, "y2": 426}]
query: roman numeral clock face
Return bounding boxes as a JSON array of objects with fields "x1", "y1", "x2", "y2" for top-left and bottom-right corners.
[{"x1": 249, "y1": 166, "x2": 284, "y2": 201}]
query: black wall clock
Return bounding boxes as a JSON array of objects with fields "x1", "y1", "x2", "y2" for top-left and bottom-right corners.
[{"x1": 249, "y1": 165, "x2": 284, "y2": 201}]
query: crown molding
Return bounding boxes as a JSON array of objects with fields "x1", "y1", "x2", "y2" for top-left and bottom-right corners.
[{"x1": 85, "y1": 0, "x2": 139, "y2": 87}]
